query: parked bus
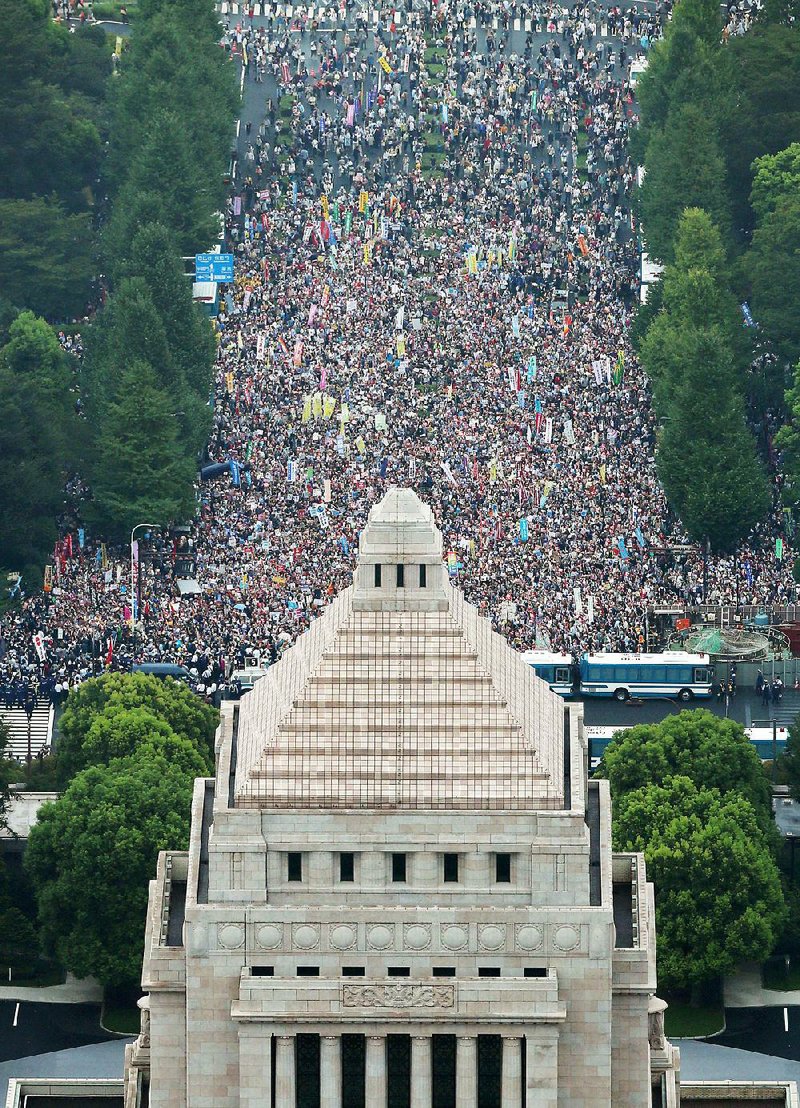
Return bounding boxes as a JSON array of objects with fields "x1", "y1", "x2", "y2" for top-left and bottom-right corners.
[
  {"x1": 578, "y1": 652, "x2": 713, "y2": 701},
  {"x1": 520, "y1": 651, "x2": 575, "y2": 695}
]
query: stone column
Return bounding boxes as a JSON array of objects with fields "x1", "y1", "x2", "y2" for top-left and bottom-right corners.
[
  {"x1": 320, "y1": 1034, "x2": 341, "y2": 1108},
  {"x1": 455, "y1": 1035, "x2": 478, "y2": 1106},
  {"x1": 274, "y1": 1035, "x2": 296, "y2": 1108},
  {"x1": 500, "y1": 1036, "x2": 522, "y2": 1107},
  {"x1": 410, "y1": 1035, "x2": 432, "y2": 1108},
  {"x1": 365, "y1": 1034, "x2": 387, "y2": 1107}
]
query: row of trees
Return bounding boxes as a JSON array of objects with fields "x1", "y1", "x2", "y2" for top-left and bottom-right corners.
[
  {"x1": 0, "y1": 0, "x2": 108, "y2": 320},
  {"x1": 599, "y1": 710, "x2": 786, "y2": 997},
  {"x1": 80, "y1": 0, "x2": 238, "y2": 540},
  {"x1": 0, "y1": 0, "x2": 238, "y2": 580},
  {"x1": 632, "y1": 0, "x2": 800, "y2": 550},
  {"x1": 25, "y1": 673, "x2": 217, "y2": 985}
]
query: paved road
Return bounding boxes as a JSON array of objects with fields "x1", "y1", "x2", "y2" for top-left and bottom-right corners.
[
  {"x1": 0, "y1": 1001, "x2": 116, "y2": 1064},
  {"x1": 581, "y1": 688, "x2": 800, "y2": 729}
]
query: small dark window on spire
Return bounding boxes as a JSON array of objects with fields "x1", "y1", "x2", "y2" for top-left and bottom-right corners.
[
  {"x1": 396, "y1": 564, "x2": 405, "y2": 588},
  {"x1": 374, "y1": 564, "x2": 382, "y2": 587},
  {"x1": 419, "y1": 564, "x2": 427, "y2": 587}
]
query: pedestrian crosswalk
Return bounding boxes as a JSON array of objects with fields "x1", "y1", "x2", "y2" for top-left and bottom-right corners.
[{"x1": 216, "y1": 1, "x2": 546, "y2": 32}]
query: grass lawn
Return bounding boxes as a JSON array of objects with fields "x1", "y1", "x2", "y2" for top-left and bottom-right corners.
[
  {"x1": 663, "y1": 993, "x2": 724, "y2": 1038},
  {"x1": 763, "y1": 956, "x2": 800, "y2": 991},
  {"x1": 102, "y1": 985, "x2": 143, "y2": 1035}
]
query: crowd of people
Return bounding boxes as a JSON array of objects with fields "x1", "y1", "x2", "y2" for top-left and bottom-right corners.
[{"x1": 0, "y1": 0, "x2": 794, "y2": 704}]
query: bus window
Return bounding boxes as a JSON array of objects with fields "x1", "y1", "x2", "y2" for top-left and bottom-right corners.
[
  {"x1": 555, "y1": 667, "x2": 571, "y2": 683},
  {"x1": 694, "y1": 668, "x2": 711, "y2": 683}
]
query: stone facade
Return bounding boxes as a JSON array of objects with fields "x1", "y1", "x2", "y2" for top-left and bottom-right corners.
[{"x1": 125, "y1": 488, "x2": 680, "y2": 1107}]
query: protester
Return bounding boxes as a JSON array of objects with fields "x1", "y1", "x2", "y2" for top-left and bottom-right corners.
[{"x1": 0, "y1": 0, "x2": 792, "y2": 703}]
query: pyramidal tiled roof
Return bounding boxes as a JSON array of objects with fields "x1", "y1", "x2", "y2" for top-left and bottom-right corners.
[{"x1": 234, "y1": 489, "x2": 565, "y2": 810}]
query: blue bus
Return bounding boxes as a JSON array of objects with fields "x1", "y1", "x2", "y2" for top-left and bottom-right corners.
[
  {"x1": 520, "y1": 651, "x2": 575, "y2": 695},
  {"x1": 578, "y1": 652, "x2": 713, "y2": 702}
]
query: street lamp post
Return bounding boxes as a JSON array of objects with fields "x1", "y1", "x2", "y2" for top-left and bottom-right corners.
[{"x1": 130, "y1": 523, "x2": 158, "y2": 662}]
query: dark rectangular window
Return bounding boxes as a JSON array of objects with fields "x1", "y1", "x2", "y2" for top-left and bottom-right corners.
[
  {"x1": 387, "y1": 967, "x2": 410, "y2": 976},
  {"x1": 432, "y1": 967, "x2": 456, "y2": 977},
  {"x1": 374, "y1": 563, "x2": 382, "y2": 587},
  {"x1": 396, "y1": 563, "x2": 405, "y2": 588},
  {"x1": 478, "y1": 968, "x2": 501, "y2": 977},
  {"x1": 342, "y1": 967, "x2": 365, "y2": 976},
  {"x1": 340, "y1": 852, "x2": 355, "y2": 882},
  {"x1": 297, "y1": 966, "x2": 320, "y2": 977},
  {"x1": 495, "y1": 853, "x2": 512, "y2": 883},
  {"x1": 443, "y1": 853, "x2": 459, "y2": 883},
  {"x1": 251, "y1": 966, "x2": 274, "y2": 976},
  {"x1": 392, "y1": 852, "x2": 407, "y2": 882},
  {"x1": 524, "y1": 967, "x2": 547, "y2": 977},
  {"x1": 419, "y1": 563, "x2": 427, "y2": 587},
  {"x1": 287, "y1": 852, "x2": 302, "y2": 882}
]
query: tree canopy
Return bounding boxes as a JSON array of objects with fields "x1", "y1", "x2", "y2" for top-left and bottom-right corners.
[
  {"x1": 26, "y1": 744, "x2": 200, "y2": 986},
  {"x1": 613, "y1": 776, "x2": 785, "y2": 991},
  {"x1": 56, "y1": 671, "x2": 217, "y2": 785},
  {"x1": 638, "y1": 211, "x2": 769, "y2": 551},
  {"x1": 598, "y1": 708, "x2": 773, "y2": 832}
]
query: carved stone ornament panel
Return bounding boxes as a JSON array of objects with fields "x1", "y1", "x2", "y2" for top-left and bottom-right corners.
[
  {"x1": 342, "y1": 984, "x2": 455, "y2": 1009},
  {"x1": 515, "y1": 924, "x2": 544, "y2": 952},
  {"x1": 292, "y1": 924, "x2": 321, "y2": 950},
  {"x1": 255, "y1": 923, "x2": 284, "y2": 951},
  {"x1": 552, "y1": 924, "x2": 581, "y2": 952},
  {"x1": 402, "y1": 923, "x2": 432, "y2": 951},
  {"x1": 477, "y1": 924, "x2": 506, "y2": 951},
  {"x1": 366, "y1": 924, "x2": 395, "y2": 951},
  {"x1": 218, "y1": 923, "x2": 245, "y2": 950},
  {"x1": 329, "y1": 924, "x2": 358, "y2": 950},
  {"x1": 440, "y1": 924, "x2": 469, "y2": 951}
]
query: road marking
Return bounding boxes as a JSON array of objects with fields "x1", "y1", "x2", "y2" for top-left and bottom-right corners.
[
  {"x1": 240, "y1": 63, "x2": 245, "y2": 93},
  {"x1": 785, "y1": 1007, "x2": 789, "y2": 1032},
  {"x1": 12, "y1": 1003, "x2": 19, "y2": 1027}
]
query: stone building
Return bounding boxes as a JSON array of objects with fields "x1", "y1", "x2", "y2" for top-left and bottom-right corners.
[{"x1": 125, "y1": 486, "x2": 682, "y2": 1107}]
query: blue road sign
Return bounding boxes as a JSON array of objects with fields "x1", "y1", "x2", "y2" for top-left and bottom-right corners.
[{"x1": 194, "y1": 253, "x2": 235, "y2": 282}]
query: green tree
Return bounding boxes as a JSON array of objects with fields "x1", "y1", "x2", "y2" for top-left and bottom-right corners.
[
  {"x1": 613, "y1": 777, "x2": 785, "y2": 992},
  {"x1": 640, "y1": 104, "x2": 732, "y2": 263},
  {"x1": 748, "y1": 196, "x2": 800, "y2": 368},
  {"x1": 598, "y1": 709, "x2": 773, "y2": 833},
  {"x1": 25, "y1": 743, "x2": 201, "y2": 986},
  {"x1": 0, "y1": 314, "x2": 78, "y2": 576},
  {"x1": 88, "y1": 359, "x2": 195, "y2": 539},
  {"x1": 632, "y1": 0, "x2": 727, "y2": 162},
  {"x1": 720, "y1": 26, "x2": 800, "y2": 238},
  {"x1": 655, "y1": 335, "x2": 770, "y2": 551},
  {"x1": 57, "y1": 672, "x2": 218, "y2": 784},
  {"x1": 0, "y1": 199, "x2": 94, "y2": 321}
]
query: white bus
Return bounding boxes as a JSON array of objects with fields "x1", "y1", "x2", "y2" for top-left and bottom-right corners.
[
  {"x1": 520, "y1": 651, "x2": 575, "y2": 695},
  {"x1": 578, "y1": 652, "x2": 714, "y2": 701}
]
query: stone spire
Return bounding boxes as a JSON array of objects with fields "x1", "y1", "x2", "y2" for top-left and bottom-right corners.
[{"x1": 352, "y1": 486, "x2": 449, "y2": 612}]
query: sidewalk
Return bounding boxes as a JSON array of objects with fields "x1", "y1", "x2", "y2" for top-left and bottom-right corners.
[
  {"x1": 0, "y1": 974, "x2": 101, "y2": 1006},
  {"x1": 724, "y1": 962, "x2": 800, "y2": 1008}
]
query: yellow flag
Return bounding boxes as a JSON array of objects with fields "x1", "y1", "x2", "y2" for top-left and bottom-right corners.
[
  {"x1": 355, "y1": 435, "x2": 366, "y2": 454},
  {"x1": 363, "y1": 241, "x2": 372, "y2": 266},
  {"x1": 599, "y1": 464, "x2": 607, "y2": 486},
  {"x1": 489, "y1": 459, "x2": 497, "y2": 483},
  {"x1": 323, "y1": 395, "x2": 337, "y2": 419},
  {"x1": 340, "y1": 402, "x2": 350, "y2": 424},
  {"x1": 397, "y1": 336, "x2": 406, "y2": 357},
  {"x1": 359, "y1": 189, "x2": 369, "y2": 213},
  {"x1": 321, "y1": 194, "x2": 329, "y2": 219},
  {"x1": 312, "y1": 392, "x2": 323, "y2": 418},
  {"x1": 225, "y1": 371, "x2": 234, "y2": 393},
  {"x1": 378, "y1": 55, "x2": 392, "y2": 73},
  {"x1": 302, "y1": 396, "x2": 312, "y2": 423}
]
